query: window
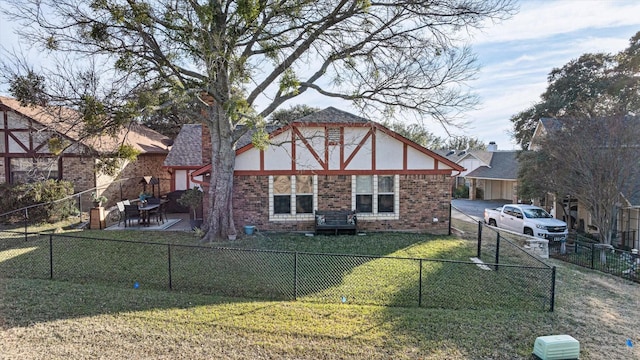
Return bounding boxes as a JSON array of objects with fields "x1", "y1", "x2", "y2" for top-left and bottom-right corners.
[
  {"x1": 295, "y1": 175, "x2": 313, "y2": 214},
  {"x1": 273, "y1": 175, "x2": 291, "y2": 214},
  {"x1": 10, "y1": 157, "x2": 59, "y2": 184},
  {"x1": 355, "y1": 175, "x2": 373, "y2": 213},
  {"x1": 353, "y1": 175, "x2": 399, "y2": 218},
  {"x1": 377, "y1": 175, "x2": 394, "y2": 213},
  {"x1": 271, "y1": 175, "x2": 317, "y2": 217}
]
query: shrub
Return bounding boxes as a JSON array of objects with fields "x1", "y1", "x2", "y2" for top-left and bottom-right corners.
[
  {"x1": 453, "y1": 185, "x2": 469, "y2": 199},
  {"x1": 0, "y1": 180, "x2": 76, "y2": 223}
]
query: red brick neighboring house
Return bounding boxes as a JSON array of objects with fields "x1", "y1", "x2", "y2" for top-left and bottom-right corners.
[
  {"x1": 0, "y1": 96, "x2": 172, "y2": 208},
  {"x1": 170, "y1": 107, "x2": 464, "y2": 234}
]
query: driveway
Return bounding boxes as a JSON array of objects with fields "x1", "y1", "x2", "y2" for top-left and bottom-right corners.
[{"x1": 451, "y1": 199, "x2": 511, "y2": 221}]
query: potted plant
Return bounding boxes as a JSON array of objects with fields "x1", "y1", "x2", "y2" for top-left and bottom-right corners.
[
  {"x1": 91, "y1": 192, "x2": 108, "y2": 208},
  {"x1": 139, "y1": 191, "x2": 152, "y2": 204},
  {"x1": 177, "y1": 186, "x2": 204, "y2": 229}
]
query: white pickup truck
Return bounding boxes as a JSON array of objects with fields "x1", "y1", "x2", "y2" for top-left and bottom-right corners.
[{"x1": 483, "y1": 204, "x2": 568, "y2": 241}]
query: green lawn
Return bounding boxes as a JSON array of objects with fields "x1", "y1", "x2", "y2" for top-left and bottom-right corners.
[
  {"x1": 0, "y1": 229, "x2": 553, "y2": 311},
  {"x1": 1, "y1": 227, "x2": 639, "y2": 359}
]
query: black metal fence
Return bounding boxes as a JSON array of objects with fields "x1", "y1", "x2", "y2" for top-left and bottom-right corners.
[
  {"x1": 550, "y1": 236, "x2": 640, "y2": 283},
  {"x1": 450, "y1": 206, "x2": 556, "y2": 311},
  {"x1": 0, "y1": 228, "x2": 556, "y2": 311}
]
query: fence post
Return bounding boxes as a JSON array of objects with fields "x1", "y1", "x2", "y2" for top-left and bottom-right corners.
[
  {"x1": 24, "y1": 208, "x2": 28, "y2": 241},
  {"x1": 294, "y1": 252, "x2": 298, "y2": 300},
  {"x1": 49, "y1": 234, "x2": 54, "y2": 279},
  {"x1": 448, "y1": 204, "x2": 452, "y2": 235},
  {"x1": 550, "y1": 266, "x2": 556, "y2": 312},
  {"x1": 494, "y1": 232, "x2": 500, "y2": 271},
  {"x1": 591, "y1": 244, "x2": 595, "y2": 269},
  {"x1": 167, "y1": 243, "x2": 172, "y2": 290},
  {"x1": 418, "y1": 259, "x2": 423, "y2": 307},
  {"x1": 477, "y1": 221, "x2": 482, "y2": 258}
]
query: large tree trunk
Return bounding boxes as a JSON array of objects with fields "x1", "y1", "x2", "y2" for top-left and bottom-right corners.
[{"x1": 201, "y1": 106, "x2": 237, "y2": 242}]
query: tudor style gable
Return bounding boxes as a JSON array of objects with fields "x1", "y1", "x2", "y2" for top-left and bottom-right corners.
[{"x1": 235, "y1": 107, "x2": 462, "y2": 176}]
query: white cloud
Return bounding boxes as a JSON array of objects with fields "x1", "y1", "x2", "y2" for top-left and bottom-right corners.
[{"x1": 474, "y1": 0, "x2": 640, "y2": 44}]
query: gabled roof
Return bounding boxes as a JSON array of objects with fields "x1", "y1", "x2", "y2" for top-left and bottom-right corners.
[
  {"x1": 528, "y1": 117, "x2": 563, "y2": 150},
  {"x1": 184, "y1": 107, "x2": 464, "y2": 178},
  {"x1": 0, "y1": 96, "x2": 171, "y2": 154},
  {"x1": 434, "y1": 149, "x2": 492, "y2": 167},
  {"x1": 294, "y1": 106, "x2": 370, "y2": 124},
  {"x1": 539, "y1": 117, "x2": 563, "y2": 132},
  {"x1": 465, "y1": 151, "x2": 519, "y2": 180},
  {"x1": 163, "y1": 124, "x2": 202, "y2": 167}
]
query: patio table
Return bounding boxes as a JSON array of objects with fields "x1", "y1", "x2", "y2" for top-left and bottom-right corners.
[{"x1": 138, "y1": 203, "x2": 160, "y2": 226}]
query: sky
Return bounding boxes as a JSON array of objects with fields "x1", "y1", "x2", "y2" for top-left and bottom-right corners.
[{"x1": 2, "y1": 1, "x2": 640, "y2": 150}]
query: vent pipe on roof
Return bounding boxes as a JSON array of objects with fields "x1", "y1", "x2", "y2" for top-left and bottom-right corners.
[{"x1": 487, "y1": 141, "x2": 497, "y2": 151}]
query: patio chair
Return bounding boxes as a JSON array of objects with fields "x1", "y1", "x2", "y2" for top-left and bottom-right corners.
[
  {"x1": 123, "y1": 204, "x2": 141, "y2": 227},
  {"x1": 116, "y1": 201, "x2": 126, "y2": 226},
  {"x1": 155, "y1": 201, "x2": 167, "y2": 224},
  {"x1": 146, "y1": 198, "x2": 161, "y2": 224}
]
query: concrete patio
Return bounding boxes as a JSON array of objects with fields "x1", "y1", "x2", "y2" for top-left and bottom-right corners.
[{"x1": 104, "y1": 211, "x2": 194, "y2": 231}]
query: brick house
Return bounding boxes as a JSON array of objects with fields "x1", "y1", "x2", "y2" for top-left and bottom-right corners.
[
  {"x1": 435, "y1": 142, "x2": 519, "y2": 202},
  {"x1": 170, "y1": 107, "x2": 464, "y2": 234},
  {"x1": 0, "y1": 96, "x2": 172, "y2": 209}
]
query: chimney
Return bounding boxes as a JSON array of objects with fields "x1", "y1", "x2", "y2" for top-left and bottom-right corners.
[
  {"x1": 201, "y1": 123, "x2": 212, "y2": 165},
  {"x1": 487, "y1": 141, "x2": 497, "y2": 152}
]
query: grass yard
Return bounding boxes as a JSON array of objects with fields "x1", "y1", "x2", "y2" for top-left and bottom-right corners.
[
  {"x1": 1, "y1": 226, "x2": 639, "y2": 359},
  {"x1": 0, "y1": 229, "x2": 552, "y2": 311}
]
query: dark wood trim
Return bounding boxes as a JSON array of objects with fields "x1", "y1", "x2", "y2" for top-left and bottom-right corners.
[
  {"x1": 234, "y1": 169, "x2": 454, "y2": 176},
  {"x1": 343, "y1": 127, "x2": 373, "y2": 170}
]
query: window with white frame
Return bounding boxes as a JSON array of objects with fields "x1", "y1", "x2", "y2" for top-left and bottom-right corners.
[
  {"x1": 271, "y1": 175, "x2": 316, "y2": 216},
  {"x1": 377, "y1": 175, "x2": 394, "y2": 213},
  {"x1": 354, "y1": 175, "x2": 398, "y2": 216},
  {"x1": 10, "y1": 157, "x2": 59, "y2": 184},
  {"x1": 273, "y1": 175, "x2": 292, "y2": 214},
  {"x1": 355, "y1": 175, "x2": 373, "y2": 213},
  {"x1": 295, "y1": 175, "x2": 313, "y2": 214}
]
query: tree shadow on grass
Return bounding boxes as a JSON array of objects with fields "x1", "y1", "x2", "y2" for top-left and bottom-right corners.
[{"x1": 0, "y1": 230, "x2": 563, "y2": 359}]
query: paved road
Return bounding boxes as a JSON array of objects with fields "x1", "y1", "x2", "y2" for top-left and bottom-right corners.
[{"x1": 451, "y1": 199, "x2": 510, "y2": 221}]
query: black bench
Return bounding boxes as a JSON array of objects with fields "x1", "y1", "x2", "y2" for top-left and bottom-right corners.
[{"x1": 314, "y1": 210, "x2": 357, "y2": 235}]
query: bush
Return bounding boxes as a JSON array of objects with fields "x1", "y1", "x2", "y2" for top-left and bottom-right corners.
[
  {"x1": 453, "y1": 185, "x2": 469, "y2": 199},
  {"x1": 0, "y1": 180, "x2": 77, "y2": 223}
]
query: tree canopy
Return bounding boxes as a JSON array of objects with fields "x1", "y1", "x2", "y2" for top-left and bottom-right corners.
[
  {"x1": 510, "y1": 32, "x2": 640, "y2": 149},
  {"x1": 534, "y1": 115, "x2": 640, "y2": 250},
  {"x1": 1, "y1": 0, "x2": 516, "y2": 240},
  {"x1": 512, "y1": 31, "x2": 640, "y2": 250}
]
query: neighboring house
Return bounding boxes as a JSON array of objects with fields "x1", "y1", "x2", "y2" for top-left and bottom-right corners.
[
  {"x1": 436, "y1": 142, "x2": 519, "y2": 202},
  {"x1": 528, "y1": 117, "x2": 640, "y2": 250},
  {"x1": 162, "y1": 124, "x2": 204, "y2": 191},
  {"x1": 169, "y1": 107, "x2": 464, "y2": 234},
  {"x1": 0, "y1": 96, "x2": 172, "y2": 209},
  {"x1": 528, "y1": 117, "x2": 563, "y2": 151}
]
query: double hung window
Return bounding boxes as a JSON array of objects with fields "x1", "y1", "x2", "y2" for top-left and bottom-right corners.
[
  {"x1": 354, "y1": 175, "x2": 397, "y2": 215},
  {"x1": 271, "y1": 175, "x2": 316, "y2": 217},
  {"x1": 10, "y1": 157, "x2": 59, "y2": 183}
]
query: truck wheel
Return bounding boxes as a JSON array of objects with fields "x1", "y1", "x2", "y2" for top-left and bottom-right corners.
[
  {"x1": 489, "y1": 219, "x2": 496, "y2": 227},
  {"x1": 524, "y1": 228, "x2": 534, "y2": 236}
]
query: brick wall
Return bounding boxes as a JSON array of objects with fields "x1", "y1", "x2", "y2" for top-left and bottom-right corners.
[
  {"x1": 202, "y1": 122, "x2": 211, "y2": 165},
  {"x1": 61, "y1": 156, "x2": 96, "y2": 210},
  {"x1": 97, "y1": 154, "x2": 171, "y2": 207},
  {"x1": 231, "y1": 174, "x2": 451, "y2": 234},
  {"x1": 232, "y1": 175, "x2": 269, "y2": 229}
]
